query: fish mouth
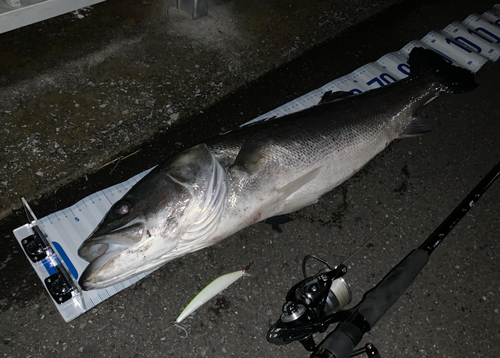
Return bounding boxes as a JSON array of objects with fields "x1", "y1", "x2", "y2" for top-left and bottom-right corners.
[{"x1": 78, "y1": 221, "x2": 146, "y2": 290}]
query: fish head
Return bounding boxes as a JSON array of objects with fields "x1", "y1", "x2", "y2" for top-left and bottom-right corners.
[
  {"x1": 77, "y1": 170, "x2": 190, "y2": 290},
  {"x1": 78, "y1": 144, "x2": 227, "y2": 290}
]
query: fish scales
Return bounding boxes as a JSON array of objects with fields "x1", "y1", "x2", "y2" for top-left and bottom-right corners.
[
  {"x1": 77, "y1": 48, "x2": 477, "y2": 290},
  {"x1": 210, "y1": 74, "x2": 441, "y2": 224}
]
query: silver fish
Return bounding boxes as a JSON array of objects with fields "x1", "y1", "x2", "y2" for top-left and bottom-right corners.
[{"x1": 78, "y1": 48, "x2": 477, "y2": 290}]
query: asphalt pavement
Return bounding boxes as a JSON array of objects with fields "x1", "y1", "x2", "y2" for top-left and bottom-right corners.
[
  {"x1": 1, "y1": 0, "x2": 500, "y2": 357},
  {"x1": 0, "y1": 0, "x2": 398, "y2": 220}
]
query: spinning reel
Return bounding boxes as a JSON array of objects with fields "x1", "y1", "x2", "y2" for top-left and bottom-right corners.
[
  {"x1": 267, "y1": 162, "x2": 500, "y2": 358},
  {"x1": 267, "y1": 256, "x2": 378, "y2": 357}
]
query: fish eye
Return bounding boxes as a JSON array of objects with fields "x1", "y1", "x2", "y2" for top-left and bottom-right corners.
[{"x1": 113, "y1": 201, "x2": 132, "y2": 216}]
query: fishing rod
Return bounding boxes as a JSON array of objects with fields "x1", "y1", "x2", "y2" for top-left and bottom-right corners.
[{"x1": 267, "y1": 160, "x2": 500, "y2": 358}]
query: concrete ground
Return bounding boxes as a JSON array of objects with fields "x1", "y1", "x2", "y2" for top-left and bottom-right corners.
[
  {"x1": 0, "y1": 0, "x2": 398, "y2": 220},
  {"x1": 1, "y1": 0, "x2": 500, "y2": 357}
]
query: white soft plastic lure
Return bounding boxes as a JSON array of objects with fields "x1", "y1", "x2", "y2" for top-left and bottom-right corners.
[{"x1": 176, "y1": 264, "x2": 252, "y2": 323}]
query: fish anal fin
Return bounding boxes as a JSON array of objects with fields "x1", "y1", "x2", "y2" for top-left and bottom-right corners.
[{"x1": 399, "y1": 118, "x2": 432, "y2": 138}]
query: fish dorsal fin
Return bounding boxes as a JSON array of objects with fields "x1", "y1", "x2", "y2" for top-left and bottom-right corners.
[
  {"x1": 399, "y1": 118, "x2": 432, "y2": 138},
  {"x1": 318, "y1": 90, "x2": 353, "y2": 105}
]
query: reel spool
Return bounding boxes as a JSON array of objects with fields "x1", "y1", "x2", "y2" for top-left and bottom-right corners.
[
  {"x1": 280, "y1": 275, "x2": 351, "y2": 323},
  {"x1": 267, "y1": 256, "x2": 352, "y2": 351},
  {"x1": 324, "y1": 276, "x2": 351, "y2": 316}
]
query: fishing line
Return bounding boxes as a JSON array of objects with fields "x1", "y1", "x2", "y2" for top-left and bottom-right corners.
[{"x1": 339, "y1": 127, "x2": 500, "y2": 266}]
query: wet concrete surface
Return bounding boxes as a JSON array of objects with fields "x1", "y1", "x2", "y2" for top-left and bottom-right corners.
[
  {"x1": 1, "y1": 0, "x2": 500, "y2": 357},
  {"x1": 0, "y1": 0, "x2": 399, "y2": 220}
]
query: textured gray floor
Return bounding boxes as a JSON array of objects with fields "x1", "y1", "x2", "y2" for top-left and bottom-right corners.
[
  {"x1": 1, "y1": 0, "x2": 500, "y2": 357},
  {"x1": 0, "y1": 0, "x2": 398, "y2": 220}
]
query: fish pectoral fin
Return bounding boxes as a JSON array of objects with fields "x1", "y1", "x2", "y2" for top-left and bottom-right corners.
[
  {"x1": 277, "y1": 167, "x2": 321, "y2": 198},
  {"x1": 318, "y1": 90, "x2": 354, "y2": 105},
  {"x1": 273, "y1": 167, "x2": 321, "y2": 216},
  {"x1": 278, "y1": 198, "x2": 318, "y2": 217},
  {"x1": 232, "y1": 131, "x2": 272, "y2": 174},
  {"x1": 399, "y1": 118, "x2": 432, "y2": 138}
]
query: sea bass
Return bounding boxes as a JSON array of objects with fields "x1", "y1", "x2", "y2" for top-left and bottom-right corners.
[{"x1": 78, "y1": 48, "x2": 477, "y2": 290}]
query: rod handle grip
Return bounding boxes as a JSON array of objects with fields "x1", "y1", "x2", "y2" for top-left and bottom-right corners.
[{"x1": 358, "y1": 249, "x2": 429, "y2": 327}]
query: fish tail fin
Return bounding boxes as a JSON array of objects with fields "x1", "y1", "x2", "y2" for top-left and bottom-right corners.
[{"x1": 408, "y1": 47, "x2": 478, "y2": 94}]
